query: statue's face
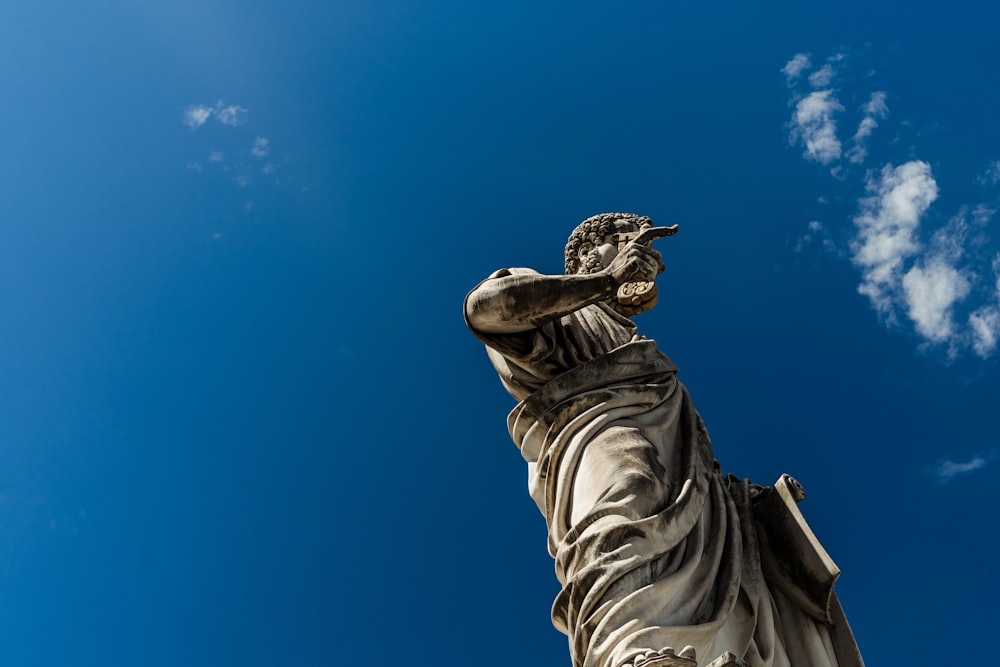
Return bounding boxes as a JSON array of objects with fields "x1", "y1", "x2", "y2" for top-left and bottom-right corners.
[
  {"x1": 575, "y1": 218, "x2": 646, "y2": 275},
  {"x1": 576, "y1": 232, "x2": 619, "y2": 274}
]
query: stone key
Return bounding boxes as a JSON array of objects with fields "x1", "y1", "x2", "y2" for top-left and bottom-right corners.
[{"x1": 615, "y1": 224, "x2": 679, "y2": 314}]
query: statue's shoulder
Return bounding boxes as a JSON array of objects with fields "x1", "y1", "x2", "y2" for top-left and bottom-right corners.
[{"x1": 484, "y1": 267, "x2": 538, "y2": 280}]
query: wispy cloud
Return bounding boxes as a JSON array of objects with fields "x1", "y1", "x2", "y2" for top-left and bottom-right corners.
[
  {"x1": 251, "y1": 137, "x2": 270, "y2": 157},
  {"x1": 790, "y1": 90, "x2": 845, "y2": 165},
  {"x1": 181, "y1": 100, "x2": 247, "y2": 129},
  {"x1": 808, "y1": 63, "x2": 836, "y2": 88},
  {"x1": 969, "y1": 305, "x2": 1000, "y2": 357},
  {"x1": 978, "y1": 160, "x2": 1000, "y2": 186},
  {"x1": 794, "y1": 220, "x2": 839, "y2": 254},
  {"x1": 846, "y1": 92, "x2": 889, "y2": 164},
  {"x1": 215, "y1": 102, "x2": 247, "y2": 127},
  {"x1": 968, "y1": 254, "x2": 1000, "y2": 357},
  {"x1": 781, "y1": 53, "x2": 812, "y2": 85},
  {"x1": 925, "y1": 452, "x2": 996, "y2": 484},
  {"x1": 183, "y1": 105, "x2": 213, "y2": 129}
]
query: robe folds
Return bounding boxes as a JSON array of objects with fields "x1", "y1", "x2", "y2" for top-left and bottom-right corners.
[{"x1": 467, "y1": 269, "x2": 863, "y2": 667}]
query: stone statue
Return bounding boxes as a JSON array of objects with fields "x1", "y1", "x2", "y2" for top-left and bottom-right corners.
[{"x1": 464, "y1": 213, "x2": 865, "y2": 667}]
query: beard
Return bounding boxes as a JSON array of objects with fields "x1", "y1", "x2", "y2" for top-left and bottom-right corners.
[
  {"x1": 580, "y1": 247, "x2": 607, "y2": 275},
  {"x1": 578, "y1": 247, "x2": 639, "y2": 318}
]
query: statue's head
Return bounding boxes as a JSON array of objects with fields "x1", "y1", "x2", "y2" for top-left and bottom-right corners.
[{"x1": 564, "y1": 213, "x2": 653, "y2": 275}]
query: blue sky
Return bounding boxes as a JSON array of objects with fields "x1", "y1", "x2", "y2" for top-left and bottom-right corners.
[{"x1": 1, "y1": 1, "x2": 998, "y2": 665}]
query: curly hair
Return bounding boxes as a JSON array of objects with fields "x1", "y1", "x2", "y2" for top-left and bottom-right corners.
[{"x1": 564, "y1": 212, "x2": 653, "y2": 274}]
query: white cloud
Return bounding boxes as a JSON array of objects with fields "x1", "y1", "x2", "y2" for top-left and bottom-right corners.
[
  {"x1": 969, "y1": 307, "x2": 1000, "y2": 357},
  {"x1": 902, "y1": 260, "x2": 970, "y2": 342},
  {"x1": 851, "y1": 161, "x2": 938, "y2": 316},
  {"x1": 794, "y1": 221, "x2": 819, "y2": 252},
  {"x1": 781, "y1": 53, "x2": 812, "y2": 83},
  {"x1": 926, "y1": 453, "x2": 994, "y2": 484},
  {"x1": 183, "y1": 100, "x2": 248, "y2": 128},
  {"x1": 928, "y1": 213, "x2": 969, "y2": 263},
  {"x1": 846, "y1": 92, "x2": 889, "y2": 164},
  {"x1": 967, "y1": 255, "x2": 1000, "y2": 357},
  {"x1": 808, "y1": 64, "x2": 835, "y2": 88},
  {"x1": 977, "y1": 160, "x2": 1000, "y2": 185},
  {"x1": 183, "y1": 105, "x2": 212, "y2": 129},
  {"x1": 862, "y1": 91, "x2": 889, "y2": 117},
  {"x1": 251, "y1": 137, "x2": 270, "y2": 157},
  {"x1": 972, "y1": 204, "x2": 995, "y2": 226},
  {"x1": 215, "y1": 102, "x2": 247, "y2": 126},
  {"x1": 794, "y1": 220, "x2": 842, "y2": 256},
  {"x1": 790, "y1": 90, "x2": 845, "y2": 165},
  {"x1": 209, "y1": 151, "x2": 224, "y2": 162}
]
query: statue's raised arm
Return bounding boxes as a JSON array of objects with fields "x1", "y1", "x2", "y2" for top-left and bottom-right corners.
[{"x1": 465, "y1": 242, "x2": 664, "y2": 334}]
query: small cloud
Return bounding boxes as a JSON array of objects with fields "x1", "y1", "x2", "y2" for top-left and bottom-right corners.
[
  {"x1": 212, "y1": 232, "x2": 223, "y2": 241},
  {"x1": 925, "y1": 452, "x2": 995, "y2": 484},
  {"x1": 183, "y1": 104, "x2": 213, "y2": 129},
  {"x1": 969, "y1": 306, "x2": 1000, "y2": 357},
  {"x1": 261, "y1": 163, "x2": 276, "y2": 174},
  {"x1": 977, "y1": 160, "x2": 1000, "y2": 186},
  {"x1": 251, "y1": 137, "x2": 270, "y2": 157},
  {"x1": 862, "y1": 91, "x2": 889, "y2": 117},
  {"x1": 234, "y1": 175, "x2": 251, "y2": 188},
  {"x1": 851, "y1": 161, "x2": 938, "y2": 318},
  {"x1": 214, "y1": 102, "x2": 247, "y2": 126},
  {"x1": 781, "y1": 53, "x2": 812, "y2": 84},
  {"x1": 187, "y1": 161, "x2": 203, "y2": 172},
  {"x1": 244, "y1": 201, "x2": 254, "y2": 212},
  {"x1": 183, "y1": 100, "x2": 247, "y2": 128},
  {"x1": 209, "y1": 151, "x2": 224, "y2": 162},
  {"x1": 901, "y1": 260, "x2": 970, "y2": 342},
  {"x1": 794, "y1": 220, "x2": 840, "y2": 255},
  {"x1": 808, "y1": 63, "x2": 836, "y2": 88},
  {"x1": 967, "y1": 255, "x2": 1000, "y2": 357},
  {"x1": 789, "y1": 90, "x2": 845, "y2": 165},
  {"x1": 846, "y1": 92, "x2": 889, "y2": 164},
  {"x1": 795, "y1": 220, "x2": 823, "y2": 252},
  {"x1": 972, "y1": 204, "x2": 995, "y2": 226}
]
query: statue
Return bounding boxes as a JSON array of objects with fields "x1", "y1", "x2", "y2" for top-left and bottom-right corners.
[{"x1": 464, "y1": 213, "x2": 865, "y2": 667}]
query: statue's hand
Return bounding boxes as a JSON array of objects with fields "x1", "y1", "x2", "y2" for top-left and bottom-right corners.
[{"x1": 604, "y1": 242, "x2": 663, "y2": 286}]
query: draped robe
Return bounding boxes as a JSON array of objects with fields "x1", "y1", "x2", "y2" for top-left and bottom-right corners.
[{"x1": 467, "y1": 269, "x2": 864, "y2": 667}]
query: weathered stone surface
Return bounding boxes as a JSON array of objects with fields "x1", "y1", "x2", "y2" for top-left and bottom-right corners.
[
  {"x1": 706, "y1": 652, "x2": 750, "y2": 667},
  {"x1": 465, "y1": 213, "x2": 865, "y2": 667}
]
